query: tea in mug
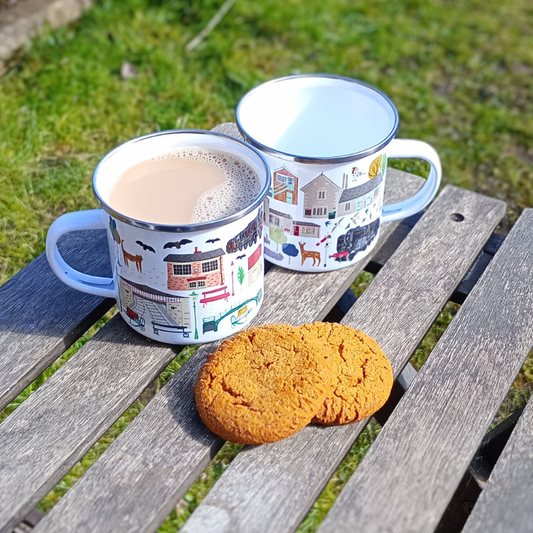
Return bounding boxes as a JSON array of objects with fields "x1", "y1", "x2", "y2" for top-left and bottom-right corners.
[{"x1": 109, "y1": 147, "x2": 262, "y2": 225}]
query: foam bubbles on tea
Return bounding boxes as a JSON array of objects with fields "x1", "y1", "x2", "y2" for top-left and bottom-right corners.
[
  {"x1": 109, "y1": 147, "x2": 262, "y2": 225},
  {"x1": 161, "y1": 147, "x2": 261, "y2": 224}
]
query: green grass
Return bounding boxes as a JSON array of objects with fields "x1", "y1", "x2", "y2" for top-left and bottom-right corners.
[
  {"x1": 1, "y1": 0, "x2": 533, "y2": 285},
  {"x1": 0, "y1": 0, "x2": 532, "y2": 531}
]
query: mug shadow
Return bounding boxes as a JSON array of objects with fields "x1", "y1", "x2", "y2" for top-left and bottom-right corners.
[{"x1": 0, "y1": 230, "x2": 113, "y2": 338}]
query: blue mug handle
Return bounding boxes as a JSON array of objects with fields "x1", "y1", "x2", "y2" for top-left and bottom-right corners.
[{"x1": 381, "y1": 139, "x2": 442, "y2": 224}]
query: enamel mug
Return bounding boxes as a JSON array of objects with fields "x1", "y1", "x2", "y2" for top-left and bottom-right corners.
[
  {"x1": 46, "y1": 131, "x2": 270, "y2": 344},
  {"x1": 236, "y1": 74, "x2": 442, "y2": 272}
]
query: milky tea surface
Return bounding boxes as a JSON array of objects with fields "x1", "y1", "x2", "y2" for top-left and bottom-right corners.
[{"x1": 109, "y1": 147, "x2": 262, "y2": 225}]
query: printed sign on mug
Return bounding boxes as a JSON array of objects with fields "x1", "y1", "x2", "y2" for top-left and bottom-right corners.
[
  {"x1": 236, "y1": 74, "x2": 442, "y2": 272},
  {"x1": 46, "y1": 131, "x2": 270, "y2": 345}
]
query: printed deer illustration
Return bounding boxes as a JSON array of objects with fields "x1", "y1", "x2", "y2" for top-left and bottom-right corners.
[
  {"x1": 120, "y1": 239, "x2": 143, "y2": 272},
  {"x1": 298, "y1": 242, "x2": 321, "y2": 267}
]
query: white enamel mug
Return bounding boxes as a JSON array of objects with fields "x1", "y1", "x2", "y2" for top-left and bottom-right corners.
[
  {"x1": 46, "y1": 131, "x2": 270, "y2": 344},
  {"x1": 236, "y1": 74, "x2": 442, "y2": 272}
]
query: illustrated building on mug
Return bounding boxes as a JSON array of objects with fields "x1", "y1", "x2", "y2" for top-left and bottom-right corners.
[
  {"x1": 300, "y1": 173, "x2": 342, "y2": 219},
  {"x1": 302, "y1": 172, "x2": 383, "y2": 219},
  {"x1": 164, "y1": 247, "x2": 225, "y2": 291},
  {"x1": 293, "y1": 220, "x2": 320, "y2": 238},
  {"x1": 271, "y1": 167, "x2": 298, "y2": 205},
  {"x1": 337, "y1": 173, "x2": 383, "y2": 216},
  {"x1": 119, "y1": 276, "x2": 191, "y2": 327},
  {"x1": 267, "y1": 203, "x2": 293, "y2": 233},
  {"x1": 247, "y1": 244, "x2": 262, "y2": 286}
]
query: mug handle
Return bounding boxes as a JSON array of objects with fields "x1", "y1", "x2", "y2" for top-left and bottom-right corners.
[
  {"x1": 46, "y1": 209, "x2": 117, "y2": 298},
  {"x1": 381, "y1": 139, "x2": 442, "y2": 224}
]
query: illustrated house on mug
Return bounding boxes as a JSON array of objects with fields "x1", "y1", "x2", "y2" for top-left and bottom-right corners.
[
  {"x1": 337, "y1": 173, "x2": 383, "y2": 216},
  {"x1": 248, "y1": 244, "x2": 262, "y2": 286},
  {"x1": 264, "y1": 197, "x2": 320, "y2": 238},
  {"x1": 293, "y1": 220, "x2": 320, "y2": 239},
  {"x1": 302, "y1": 172, "x2": 384, "y2": 219},
  {"x1": 301, "y1": 173, "x2": 342, "y2": 219},
  {"x1": 164, "y1": 247, "x2": 225, "y2": 291},
  {"x1": 271, "y1": 167, "x2": 298, "y2": 205},
  {"x1": 266, "y1": 201, "x2": 293, "y2": 233}
]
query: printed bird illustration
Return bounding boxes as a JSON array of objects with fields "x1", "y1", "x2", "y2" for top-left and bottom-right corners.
[
  {"x1": 164, "y1": 239, "x2": 193, "y2": 249},
  {"x1": 136, "y1": 240, "x2": 156, "y2": 253},
  {"x1": 236, "y1": 254, "x2": 246, "y2": 260},
  {"x1": 325, "y1": 221, "x2": 332, "y2": 227},
  {"x1": 206, "y1": 238, "x2": 221, "y2": 243}
]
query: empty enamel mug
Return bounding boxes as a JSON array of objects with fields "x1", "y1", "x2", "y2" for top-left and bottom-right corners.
[
  {"x1": 236, "y1": 74, "x2": 442, "y2": 272},
  {"x1": 46, "y1": 131, "x2": 270, "y2": 345}
]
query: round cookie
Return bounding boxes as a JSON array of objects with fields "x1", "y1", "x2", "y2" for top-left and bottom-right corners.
[
  {"x1": 300, "y1": 322, "x2": 393, "y2": 425},
  {"x1": 194, "y1": 324, "x2": 335, "y2": 445}
]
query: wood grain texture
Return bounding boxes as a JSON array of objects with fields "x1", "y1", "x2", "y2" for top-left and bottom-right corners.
[
  {"x1": 367, "y1": 222, "x2": 506, "y2": 305},
  {"x1": 462, "y1": 378, "x2": 533, "y2": 531},
  {"x1": 31, "y1": 131, "x2": 425, "y2": 533},
  {"x1": 179, "y1": 185, "x2": 506, "y2": 533},
  {"x1": 0, "y1": 230, "x2": 114, "y2": 410},
  {"x1": 318, "y1": 208, "x2": 533, "y2": 533},
  {"x1": 0, "y1": 316, "x2": 178, "y2": 533}
]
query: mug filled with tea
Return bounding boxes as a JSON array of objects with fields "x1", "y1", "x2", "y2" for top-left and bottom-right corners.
[
  {"x1": 236, "y1": 74, "x2": 442, "y2": 272},
  {"x1": 46, "y1": 130, "x2": 270, "y2": 344}
]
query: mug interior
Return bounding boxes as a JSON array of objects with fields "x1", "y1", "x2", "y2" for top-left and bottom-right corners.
[
  {"x1": 236, "y1": 75, "x2": 398, "y2": 160},
  {"x1": 93, "y1": 130, "x2": 270, "y2": 231}
]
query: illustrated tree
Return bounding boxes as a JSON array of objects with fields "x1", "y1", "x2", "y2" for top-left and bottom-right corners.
[
  {"x1": 269, "y1": 227, "x2": 287, "y2": 251},
  {"x1": 237, "y1": 266, "x2": 245, "y2": 289},
  {"x1": 282, "y1": 243, "x2": 299, "y2": 265}
]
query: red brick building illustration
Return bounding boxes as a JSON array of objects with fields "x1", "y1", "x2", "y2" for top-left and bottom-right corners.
[
  {"x1": 272, "y1": 167, "x2": 298, "y2": 205},
  {"x1": 164, "y1": 247, "x2": 225, "y2": 291}
]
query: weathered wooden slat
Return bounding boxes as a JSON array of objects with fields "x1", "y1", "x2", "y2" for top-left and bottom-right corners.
[
  {"x1": 461, "y1": 392, "x2": 533, "y2": 532},
  {"x1": 0, "y1": 316, "x2": 180, "y2": 533},
  {"x1": 179, "y1": 185, "x2": 505, "y2": 533},
  {"x1": 366, "y1": 219, "x2": 506, "y2": 306},
  {"x1": 30, "y1": 128, "x2": 425, "y2": 533},
  {"x1": 317, "y1": 208, "x2": 533, "y2": 533},
  {"x1": 0, "y1": 230, "x2": 114, "y2": 410}
]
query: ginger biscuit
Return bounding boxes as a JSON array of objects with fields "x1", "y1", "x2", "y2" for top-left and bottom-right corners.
[
  {"x1": 194, "y1": 324, "x2": 335, "y2": 445},
  {"x1": 300, "y1": 322, "x2": 393, "y2": 425}
]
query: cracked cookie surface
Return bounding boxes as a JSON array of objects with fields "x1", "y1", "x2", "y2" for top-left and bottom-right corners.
[
  {"x1": 194, "y1": 324, "x2": 335, "y2": 444},
  {"x1": 301, "y1": 322, "x2": 393, "y2": 425}
]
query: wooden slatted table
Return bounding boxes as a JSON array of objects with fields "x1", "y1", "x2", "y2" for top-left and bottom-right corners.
[{"x1": 1, "y1": 123, "x2": 532, "y2": 533}]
